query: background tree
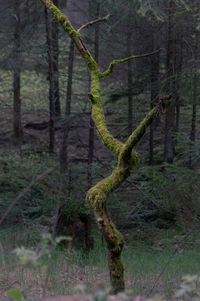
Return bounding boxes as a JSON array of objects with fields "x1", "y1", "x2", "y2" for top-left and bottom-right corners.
[
  {"x1": 45, "y1": 0, "x2": 60, "y2": 153},
  {"x1": 13, "y1": 0, "x2": 22, "y2": 147}
]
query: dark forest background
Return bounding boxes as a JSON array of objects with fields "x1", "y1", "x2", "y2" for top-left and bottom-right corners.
[{"x1": 0, "y1": 0, "x2": 200, "y2": 298}]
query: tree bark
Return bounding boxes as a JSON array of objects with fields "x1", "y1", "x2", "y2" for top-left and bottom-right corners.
[{"x1": 13, "y1": 0, "x2": 23, "y2": 147}]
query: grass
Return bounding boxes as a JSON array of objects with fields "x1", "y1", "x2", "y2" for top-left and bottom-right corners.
[
  {"x1": 123, "y1": 245, "x2": 200, "y2": 298},
  {"x1": 1, "y1": 225, "x2": 200, "y2": 299}
]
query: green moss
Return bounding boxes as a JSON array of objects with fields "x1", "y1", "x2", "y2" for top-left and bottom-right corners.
[
  {"x1": 41, "y1": 0, "x2": 80, "y2": 38},
  {"x1": 86, "y1": 167, "x2": 130, "y2": 219},
  {"x1": 108, "y1": 252, "x2": 125, "y2": 293},
  {"x1": 100, "y1": 56, "x2": 140, "y2": 78}
]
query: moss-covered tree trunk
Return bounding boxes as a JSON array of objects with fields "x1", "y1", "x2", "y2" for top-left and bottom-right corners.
[{"x1": 40, "y1": 0, "x2": 172, "y2": 293}]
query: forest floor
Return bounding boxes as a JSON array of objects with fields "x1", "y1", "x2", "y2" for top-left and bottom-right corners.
[
  {"x1": 1, "y1": 127, "x2": 200, "y2": 300},
  {"x1": 1, "y1": 224, "x2": 200, "y2": 300}
]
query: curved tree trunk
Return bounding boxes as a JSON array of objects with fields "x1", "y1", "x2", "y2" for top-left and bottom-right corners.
[{"x1": 40, "y1": 0, "x2": 173, "y2": 292}]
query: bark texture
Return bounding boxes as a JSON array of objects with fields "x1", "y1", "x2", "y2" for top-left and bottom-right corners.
[{"x1": 40, "y1": 0, "x2": 172, "y2": 292}]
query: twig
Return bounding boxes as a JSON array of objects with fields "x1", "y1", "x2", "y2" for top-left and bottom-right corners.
[
  {"x1": 146, "y1": 245, "x2": 178, "y2": 297},
  {"x1": 77, "y1": 15, "x2": 111, "y2": 32},
  {"x1": 146, "y1": 229, "x2": 197, "y2": 297},
  {"x1": 0, "y1": 167, "x2": 54, "y2": 226}
]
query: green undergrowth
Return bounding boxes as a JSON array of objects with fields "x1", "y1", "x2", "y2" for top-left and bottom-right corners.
[{"x1": 0, "y1": 150, "x2": 60, "y2": 226}]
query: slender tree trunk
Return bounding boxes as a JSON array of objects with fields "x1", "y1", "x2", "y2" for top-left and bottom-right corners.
[
  {"x1": 45, "y1": 7, "x2": 55, "y2": 153},
  {"x1": 174, "y1": 32, "x2": 182, "y2": 135},
  {"x1": 149, "y1": 26, "x2": 160, "y2": 165},
  {"x1": 59, "y1": 40, "x2": 74, "y2": 174},
  {"x1": 45, "y1": 0, "x2": 60, "y2": 152},
  {"x1": 88, "y1": 2, "x2": 100, "y2": 188},
  {"x1": 13, "y1": 0, "x2": 23, "y2": 147},
  {"x1": 127, "y1": 15, "x2": 133, "y2": 137},
  {"x1": 189, "y1": 32, "x2": 198, "y2": 168},
  {"x1": 52, "y1": 0, "x2": 60, "y2": 116},
  {"x1": 86, "y1": 1, "x2": 101, "y2": 251},
  {"x1": 164, "y1": 0, "x2": 176, "y2": 163},
  {"x1": 190, "y1": 73, "x2": 197, "y2": 144}
]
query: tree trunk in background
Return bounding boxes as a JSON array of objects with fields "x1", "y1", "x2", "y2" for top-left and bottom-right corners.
[
  {"x1": 127, "y1": 15, "x2": 133, "y2": 137},
  {"x1": 174, "y1": 32, "x2": 182, "y2": 136},
  {"x1": 189, "y1": 31, "x2": 198, "y2": 169},
  {"x1": 87, "y1": 2, "x2": 100, "y2": 189},
  {"x1": 52, "y1": 0, "x2": 60, "y2": 116},
  {"x1": 13, "y1": 0, "x2": 23, "y2": 147},
  {"x1": 164, "y1": 0, "x2": 176, "y2": 163},
  {"x1": 149, "y1": 25, "x2": 160, "y2": 165},
  {"x1": 45, "y1": 7, "x2": 55, "y2": 153},
  {"x1": 56, "y1": 39, "x2": 94, "y2": 250},
  {"x1": 59, "y1": 39, "x2": 74, "y2": 174},
  {"x1": 45, "y1": 0, "x2": 60, "y2": 152}
]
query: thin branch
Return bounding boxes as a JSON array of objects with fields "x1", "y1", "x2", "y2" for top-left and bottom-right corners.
[
  {"x1": 119, "y1": 95, "x2": 172, "y2": 167},
  {"x1": 0, "y1": 167, "x2": 54, "y2": 226},
  {"x1": 77, "y1": 15, "x2": 111, "y2": 32},
  {"x1": 146, "y1": 245, "x2": 178, "y2": 297},
  {"x1": 100, "y1": 49, "x2": 161, "y2": 78},
  {"x1": 146, "y1": 229, "x2": 195, "y2": 297}
]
